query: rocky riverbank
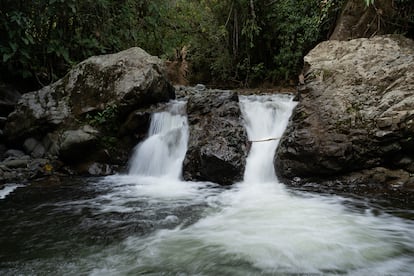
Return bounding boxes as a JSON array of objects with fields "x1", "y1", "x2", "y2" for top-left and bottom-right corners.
[
  {"x1": 3, "y1": 35, "x2": 414, "y2": 197},
  {"x1": 0, "y1": 50, "x2": 249, "y2": 186},
  {"x1": 1, "y1": 47, "x2": 174, "y2": 185},
  {"x1": 276, "y1": 35, "x2": 414, "y2": 194}
]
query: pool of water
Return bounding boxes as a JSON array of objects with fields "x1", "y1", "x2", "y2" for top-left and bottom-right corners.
[
  {"x1": 2, "y1": 95, "x2": 413, "y2": 275},
  {"x1": 0, "y1": 176, "x2": 413, "y2": 275}
]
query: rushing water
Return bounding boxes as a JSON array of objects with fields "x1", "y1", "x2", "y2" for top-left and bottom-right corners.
[
  {"x1": 0, "y1": 184, "x2": 22, "y2": 200},
  {"x1": 1, "y1": 95, "x2": 414, "y2": 275},
  {"x1": 128, "y1": 100, "x2": 188, "y2": 179}
]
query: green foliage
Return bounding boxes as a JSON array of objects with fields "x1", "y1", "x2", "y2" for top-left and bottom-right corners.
[
  {"x1": 0, "y1": 0, "x2": 157, "y2": 87},
  {"x1": 85, "y1": 105, "x2": 119, "y2": 149},
  {"x1": 203, "y1": 0, "x2": 344, "y2": 84},
  {"x1": 85, "y1": 105, "x2": 118, "y2": 129},
  {"x1": 1, "y1": 0, "x2": 345, "y2": 88}
]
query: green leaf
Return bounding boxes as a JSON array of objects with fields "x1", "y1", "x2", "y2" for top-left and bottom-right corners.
[
  {"x1": 3, "y1": 52, "x2": 14, "y2": 62},
  {"x1": 20, "y1": 50, "x2": 31, "y2": 60},
  {"x1": 9, "y1": 42, "x2": 18, "y2": 52}
]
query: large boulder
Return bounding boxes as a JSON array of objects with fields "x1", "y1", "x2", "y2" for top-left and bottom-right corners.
[
  {"x1": 3, "y1": 47, "x2": 174, "y2": 177},
  {"x1": 5, "y1": 47, "x2": 174, "y2": 142},
  {"x1": 276, "y1": 35, "x2": 414, "y2": 190},
  {"x1": 183, "y1": 91, "x2": 248, "y2": 185}
]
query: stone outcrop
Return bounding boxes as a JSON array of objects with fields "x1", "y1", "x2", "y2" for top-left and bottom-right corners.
[
  {"x1": 1, "y1": 47, "x2": 174, "y2": 181},
  {"x1": 183, "y1": 90, "x2": 248, "y2": 185},
  {"x1": 276, "y1": 35, "x2": 414, "y2": 191}
]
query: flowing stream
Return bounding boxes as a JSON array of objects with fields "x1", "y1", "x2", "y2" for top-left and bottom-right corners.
[
  {"x1": 128, "y1": 100, "x2": 188, "y2": 179},
  {"x1": 1, "y1": 95, "x2": 414, "y2": 275}
]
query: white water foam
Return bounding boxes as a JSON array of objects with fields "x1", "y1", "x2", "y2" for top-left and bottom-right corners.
[
  {"x1": 88, "y1": 95, "x2": 414, "y2": 275},
  {"x1": 128, "y1": 100, "x2": 188, "y2": 180},
  {"x1": 240, "y1": 94, "x2": 297, "y2": 183},
  {"x1": 105, "y1": 100, "x2": 199, "y2": 201},
  {"x1": 0, "y1": 184, "x2": 23, "y2": 200}
]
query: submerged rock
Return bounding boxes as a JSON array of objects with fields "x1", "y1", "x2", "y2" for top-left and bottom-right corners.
[
  {"x1": 276, "y1": 35, "x2": 414, "y2": 190},
  {"x1": 3, "y1": 47, "x2": 174, "y2": 177},
  {"x1": 183, "y1": 91, "x2": 248, "y2": 185}
]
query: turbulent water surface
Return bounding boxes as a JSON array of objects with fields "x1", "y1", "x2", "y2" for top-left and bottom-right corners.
[{"x1": 1, "y1": 95, "x2": 414, "y2": 275}]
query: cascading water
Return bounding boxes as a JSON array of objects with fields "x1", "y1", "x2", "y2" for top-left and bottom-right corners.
[
  {"x1": 88, "y1": 94, "x2": 413, "y2": 275},
  {"x1": 2, "y1": 94, "x2": 414, "y2": 275},
  {"x1": 128, "y1": 100, "x2": 188, "y2": 179},
  {"x1": 239, "y1": 94, "x2": 297, "y2": 183}
]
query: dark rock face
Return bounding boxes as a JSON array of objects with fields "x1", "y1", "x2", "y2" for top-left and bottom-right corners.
[
  {"x1": 183, "y1": 91, "x2": 248, "y2": 185},
  {"x1": 2, "y1": 47, "x2": 174, "y2": 180},
  {"x1": 276, "y1": 35, "x2": 414, "y2": 190},
  {"x1": 0, "y1": 84, "x2": 21, "y2": 117}
]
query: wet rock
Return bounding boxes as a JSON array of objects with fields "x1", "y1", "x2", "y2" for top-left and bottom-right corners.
[
  {"x1": 82, "y1": 162, "x2": 115, "y2": 176},
  {"x1": 194, "y1": 84, "x2": 206, "y2": 91},
  {"x1": 59, "y1": 125, "x2": 99, "y2": 163},
  {"x1": 2, "y1": 159, "x2": 29, "y2": 169},
  {"x1": 0, "y1": 157, "x2": 56, "y2": 184},
  {"x1": 5, "y1": 47, "x2": 174, "y2": 143},
  {"x1": 183, "y1": 90, "x2": 248, "y2": 185},
  {"x1": 67, "y1": 47, "x2": 175, "y2": 117},
  {"x1": 23, "y1": 138, "x2": 46, "y2": 158},
  {"x1": 3, "y1": 47, "x2": 175, "y2": 174},
  {"x1": 285, "y1": 167, "x2": 414, "y2": 197},
  {"x1": 276, "y1": 35, "x2": 414, "y2": 190},
  {"x1": 175, "y1": 85, "x2": 227, "y2": 100},
  {"x1": 4, "y1": 149, "x2": 25, "y2": 159},
  {"x1": 119, "y1": 110, "x2": 151, "y2": 139}
]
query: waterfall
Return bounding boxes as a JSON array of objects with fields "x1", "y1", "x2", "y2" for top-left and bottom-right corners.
[
  {"x1": 239, "y1": 94, "x2": 297, "y2": 183},
  {"x1": 128, "y1": 101, "x2": 188, "y2": 179},
  {"x1": 7, "y1": 94, "x2": 414, "y2": 275}
]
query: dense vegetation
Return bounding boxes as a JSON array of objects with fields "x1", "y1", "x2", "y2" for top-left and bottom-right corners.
[{"x1": 0, "y1": 0, "x2": 413, "y2": 89}]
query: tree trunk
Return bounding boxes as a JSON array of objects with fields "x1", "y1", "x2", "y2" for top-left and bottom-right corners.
[{"x1": 330, "y1": 0, "x2": 394, "y2": 40}]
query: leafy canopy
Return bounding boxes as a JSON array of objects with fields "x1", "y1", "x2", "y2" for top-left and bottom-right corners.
[{"x1": 0, "y1": 0, "x2": 343, "y2": 88}]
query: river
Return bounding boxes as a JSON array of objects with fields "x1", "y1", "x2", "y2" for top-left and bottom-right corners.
[{"x1": 1, "y1": 95, "x2": 414, "y2": 275}]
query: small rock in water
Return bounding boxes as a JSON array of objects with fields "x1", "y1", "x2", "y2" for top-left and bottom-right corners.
[
  {"x1": 86, "y1": 162, "x2": 114, "y2": 176},
  {"x1": 293, "y1": 177, "x2": 301, "y2": 182},
  {"x1": 23, "y1": 138, "x2": 46, "y2": 158},
  {"x1": 195, "y1": 84, "x2": 206, "y2": 91},
  {"x1": 2, "y1": 159, "x2": 29, "y2": 168},
  {"x1": 4, "y1": 149, "x2": 25, "y2": 159},
  {"x1": 163, "y1": 215, "x2": 179, "y2": 224}
]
